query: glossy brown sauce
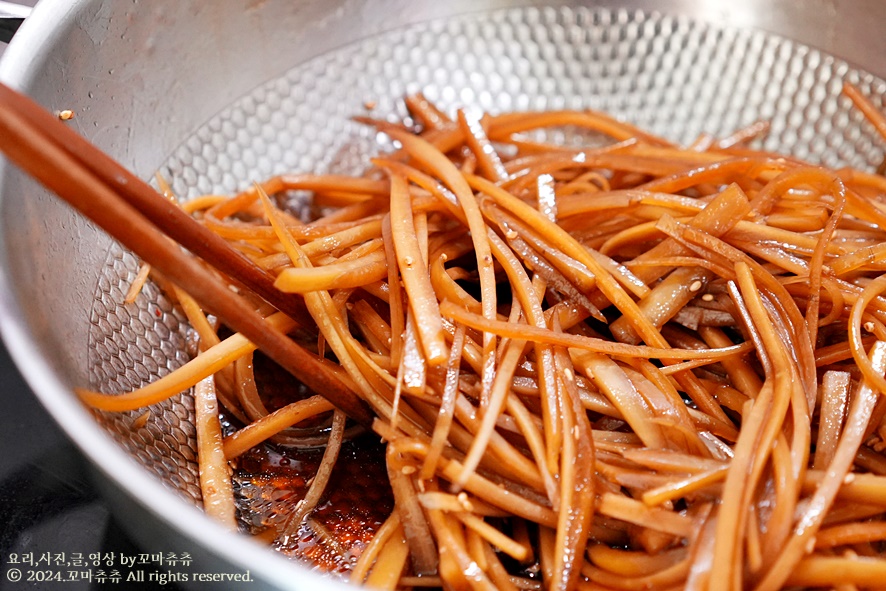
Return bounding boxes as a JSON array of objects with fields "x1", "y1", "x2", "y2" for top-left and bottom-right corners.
[{"x1": 230, "y1": 349, "x2": 394, "y2": 574}]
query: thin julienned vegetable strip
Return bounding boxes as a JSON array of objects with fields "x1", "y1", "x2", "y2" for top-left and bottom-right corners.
[
  {"x1": 813, "y1": 370, "x2": 852, "y2": 470},
  {"x1": 77, "y1": 311, "x2": 298, "y2": 411},
  {"x1": 273, "y1": 249, "x2": 388, "y2": 293},
  {"x1": 223, "y1": 395, "x2": 335, "y2": 459},
  {"x1": 550, "y1": 346, "x2": 595, "y2": 591},
  {"x1": 385, "y1": 128, "x2": 498, "y2": 387},
  {"x1": 194, "y1": 376, "x2": 237, "y2": 530},
  {"x1": 440, "y1": 300, "x2": 754, "y2": 360},
  {"x1": 350, "y1": 513, "x2": 402, "y2": 585},
  {"x1": 420, "y1": 323, "x2": 466, "y2": 480},
  {"x1": 755, "y1": 341, "x2": 886, "y2": 591},
  {"x1": 279, "y1": 410, "x2": 347, "y2": 541},
  {"x1": 71, "y1": 85, "x2": 886, "y2": 589},
  {"x1": 363, "y1": 525, "x2": 411, "y2": 590},
  {"x1": 843, "y1": 82, "x2": 886, "y2": 144},
  {"x1": 123, "y1": 262, "x2": 152, "y2": 304},
  {"x1": 385, "y1": 170, "x2": 448, "y2": 364}
]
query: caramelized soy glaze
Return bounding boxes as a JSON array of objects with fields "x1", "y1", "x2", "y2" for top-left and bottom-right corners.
[{"x1": 232, "y1": 350, "x2": 393, "y2": 574}]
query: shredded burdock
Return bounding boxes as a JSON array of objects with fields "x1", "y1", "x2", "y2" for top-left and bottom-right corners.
[{"x1": 79, "y1": 84, "x2": 886, "y2": 590}]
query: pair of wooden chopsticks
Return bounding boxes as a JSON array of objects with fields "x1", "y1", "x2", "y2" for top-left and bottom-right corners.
[{"x1": 0, "y1": 81, "x2": 373, "y2": 426}]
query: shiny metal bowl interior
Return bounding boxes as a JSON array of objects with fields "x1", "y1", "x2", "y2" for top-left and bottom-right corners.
[{"x1": 1, "y1": 1, "x2": 885, "y2": 589}]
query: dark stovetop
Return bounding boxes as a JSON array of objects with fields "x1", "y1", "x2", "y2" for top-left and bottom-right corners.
[{"x1": 0, "y1": 343, "x2": 185, "y2": 591}]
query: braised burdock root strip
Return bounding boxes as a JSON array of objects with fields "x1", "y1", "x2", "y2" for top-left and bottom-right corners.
[{"x1": 7, "y1": 80, "x2": 886, "y2": 590}]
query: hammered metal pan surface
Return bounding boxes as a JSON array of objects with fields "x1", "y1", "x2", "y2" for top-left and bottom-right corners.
[{"x1": 86, "y1": 2, "x2": 886, "y2": 527}]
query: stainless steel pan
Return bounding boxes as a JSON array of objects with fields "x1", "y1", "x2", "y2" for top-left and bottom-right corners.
[{"x1": 1, "y1": 1, "x2": 885, "y2": 589}]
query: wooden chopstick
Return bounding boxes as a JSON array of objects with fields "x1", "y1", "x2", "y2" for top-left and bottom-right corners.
[
  {"x1": 0, "y1": 82, "x2": 312, "y2": 327},
  {"x1": 0, "y1": 82, "x2": 373, "y2": 426}
]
